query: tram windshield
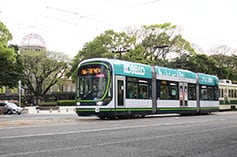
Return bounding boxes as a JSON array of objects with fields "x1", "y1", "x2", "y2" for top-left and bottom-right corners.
[{"x1": 77, "y1": 64, "x2": 109, "y2": 101}]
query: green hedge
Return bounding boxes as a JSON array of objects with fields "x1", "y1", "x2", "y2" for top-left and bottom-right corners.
[
  {"x1": 39, "y1": 100, "x2": 76, "y2": 106},
  {"x1": 57, "y1": 100, "x2": 76, "y2": 106},
  {"x1": 39, "y1": 101, "x2": 57, "y2": 106}
]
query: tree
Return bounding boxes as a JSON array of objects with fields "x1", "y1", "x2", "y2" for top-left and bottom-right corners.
[
  {"x1": 69, "y1": 35, "x2": 110, "y2": 82},
  {"x1": 0, "y1": 21, "x2": 14, "y2": 60},
  {"x1": 69, "y1": 30, "x2": 136, "y2": 81},
  {"x1": 168, "y1": 53, "x2": 220, "y2": 76},
  {"x1": 131, "y1": 23, "x2": 195, "y2": 66},
  {"x1": 209, "y1": 45, "x2": 234, "y2": 56},
  {"x1": 20, "y1": 50, "x2": 70, "y2": 104},
  {"x1": 70, "y1": 22, "x2": 196, "y2": 81},
  {"x1": 168, "y1": 44, "x2": 237, "y2": 80},
  {"x1": 0, "y1": 21, "x2": 22, "y2": 88},
  {"x1": 209, "y1": 45, "x2": 237, "y2": 80}
]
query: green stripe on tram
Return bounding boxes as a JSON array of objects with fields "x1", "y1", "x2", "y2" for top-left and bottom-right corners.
[
  {"x1": 200, "y1": 107, "x2": 219, "y2": 110},
  {"x1": 76, "y1": 108, "x2": 95, "y2": 112},
  {"x1": 158, "y1": 107, "x2": 196, "y2": 111},
  {"x1": 114, "y1": 108, "x2": 152, "y2": 111}
]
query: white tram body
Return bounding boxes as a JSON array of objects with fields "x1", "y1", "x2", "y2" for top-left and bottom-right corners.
[{"x1": 76, "y1": 58, "x2": 219, "y2": 118}]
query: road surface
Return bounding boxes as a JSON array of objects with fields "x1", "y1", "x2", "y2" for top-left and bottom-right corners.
[{"x1": 0, "y1": 112, "x2": 237, "y2": 157}]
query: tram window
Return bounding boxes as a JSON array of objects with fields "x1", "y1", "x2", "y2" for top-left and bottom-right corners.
[
  {"x1": 188, "y1": 84, "x2": 196, "y2": 100},
  {"x1": 160, "y1": 81, "x2": 168, "y2": 99},
  {"x1": 138, "y1": 85, "x2": 148, "y2": 99},
  {"x1": 159, "y1": 81, "x2": 178, "y2": 100},
  {"x1": 231, "y1": 90, "x2": 234, "y2": 98},
  {"x1": 200, "y1": 85, "x2": 218, "y2": 100},
  {"x1": 219, "y1": 89, "x2": 223, "y2": 98},
  {"x1": 224, "y1": 89, "x2": 228, "y2": 97},
  {"x1": 127, "y1": 82, "x2": 138, "y2": 98},
  {"x1": 126, "y1": 77, "x2": 151, "y2": 99},
  {"x1": 214, "y1": 87, "x2": 219, "y2": 100},
  {"x1": 200, "y1": 86, "x2": 208, "y2": 100},
  {"x1": 169, "y1": 82, "x2": 178, "y2": 100},
  {"x1": 127, "y1": 77, "x2": 137, "y2": 82},
  {"x1": 207, "y1": 86, "x2": 213, "y2": 100}
]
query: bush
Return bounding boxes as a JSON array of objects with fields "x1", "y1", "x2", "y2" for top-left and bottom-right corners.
[
  {"x1": 39, "y1": 101, "x2": 57, "y2": 106},
  {"x1": 37, "y1": 101, "x2": 58, "y2": 110},
  {"x1": 57, "y1": 100, "x2": 76, "y2": 106}
]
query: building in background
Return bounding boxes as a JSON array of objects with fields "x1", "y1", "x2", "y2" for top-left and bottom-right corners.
[
  {"x1": 20, "y1": 33, "x2": 47, "y2": 53},
  {"x1": 0, "y1": 33, "x2": 75, "y2": 105}
]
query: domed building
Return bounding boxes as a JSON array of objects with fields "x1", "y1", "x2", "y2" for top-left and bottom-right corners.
[{"x1": 20, "y1": 33, "x2": 46, "y2": 53}]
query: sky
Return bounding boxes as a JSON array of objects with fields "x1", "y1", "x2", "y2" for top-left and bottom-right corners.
[{"x1": 1, "y1": 0, "x2": 237, "y2": 57}]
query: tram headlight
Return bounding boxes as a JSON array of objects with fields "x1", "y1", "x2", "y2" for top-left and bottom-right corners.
[
  {"x1": 76, "y1": 102, "x2": 80, "y2": 106},
  {"x1": 96, "y1": 101, "x2": 103, "y2": 106}
]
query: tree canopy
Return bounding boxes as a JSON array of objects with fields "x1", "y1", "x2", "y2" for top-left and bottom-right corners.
[
  {"x1": 71, "y1": 22, "x2": 237, "y2": 81},
  {"x1": 0, "y1": 21, "x2": 23, "y2": 88},
  {"x1": 20, "y1": 50, "x2": 70, "y2": 104},
  {"x1": 70, "y1": 23, "x2": 196, "y2": 81}
]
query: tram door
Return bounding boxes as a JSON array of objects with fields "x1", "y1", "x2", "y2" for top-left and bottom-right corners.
[
  {"x1": 115, "y1": 76, "x2": 125, "y2": 107},
  {"x1": 179, "y1": 83, "x2": 188, "y2": 107}
]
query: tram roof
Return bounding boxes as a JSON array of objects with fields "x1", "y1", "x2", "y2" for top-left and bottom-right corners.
[
  {"x1": 198, "y1": 73, "x2": 219, "y2": 86},
  {"x1": 79, "y1": 58, "x2": 219, "y2": 84},
  {"x1": 155, "y1": 66, "x2": 197, "y2": 82},
  {"x1": 79, "y1": 58, "x2": 152, "y2": 78},
  {"x1": 111, "y1": 59, "x2": 152, "y2": 78}
]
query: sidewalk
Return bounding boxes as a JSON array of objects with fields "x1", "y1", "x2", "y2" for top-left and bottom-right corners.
[{"x1": 24, "y1": 106, "x2": 76, "y2": 114}]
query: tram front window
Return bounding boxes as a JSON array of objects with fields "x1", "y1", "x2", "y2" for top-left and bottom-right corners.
[{"x1": 77, "y1": 64, "x2": 109, "y2": 101}]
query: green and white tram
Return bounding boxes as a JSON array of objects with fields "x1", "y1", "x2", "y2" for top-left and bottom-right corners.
[
  {"x1": 76, "y1": 58, "x2": 219, "y2": 119},
  {"x1": 219, "y1": 79, "x2": 237, "y2": 111}
]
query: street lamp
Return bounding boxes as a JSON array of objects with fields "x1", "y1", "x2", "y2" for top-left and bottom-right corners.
[{"x1": 17, "y1": 47, "x2": 22, "y2": 107}]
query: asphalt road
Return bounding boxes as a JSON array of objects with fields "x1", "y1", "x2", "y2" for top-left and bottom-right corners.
[{"x1": 0, "y1": 112, "x2": 237, "y2": 157}]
